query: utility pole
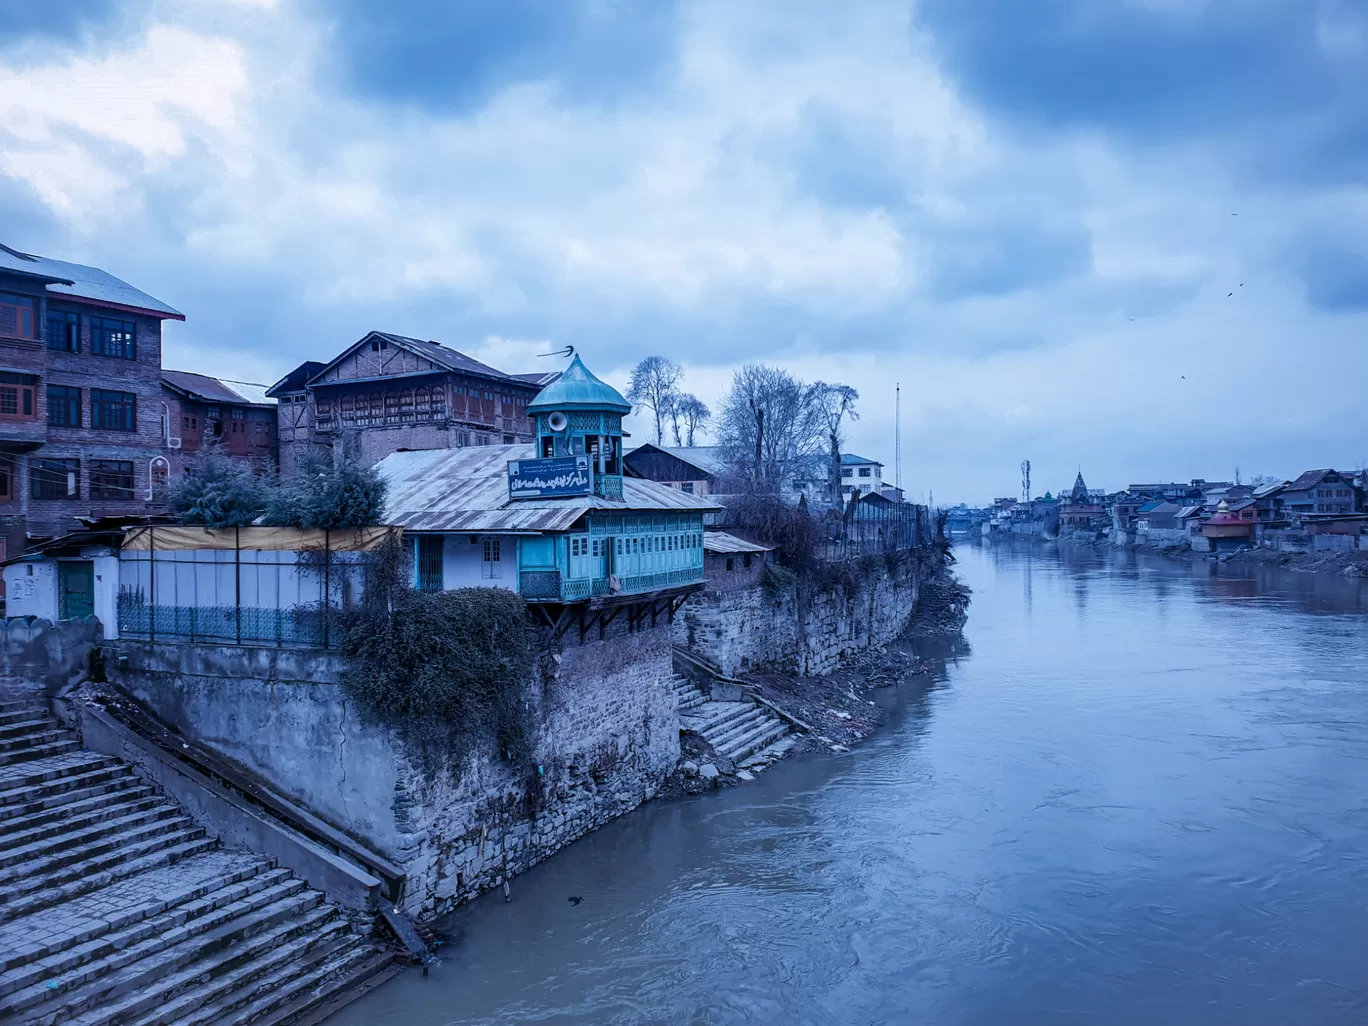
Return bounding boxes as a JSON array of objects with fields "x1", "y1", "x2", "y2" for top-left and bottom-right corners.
[{"x1": 895, "y1": 383, "x2": 902, "y2": 493}]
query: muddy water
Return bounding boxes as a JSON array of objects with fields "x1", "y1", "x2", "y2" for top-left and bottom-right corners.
[{"x1": 330, "y1": 543, "x2": 1368, "y2": 1025}]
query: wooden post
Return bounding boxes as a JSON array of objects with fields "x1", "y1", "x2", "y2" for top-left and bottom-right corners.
[
  {"x1": 148, "y1": 527, "x2": 156, "y2": 642},
  {"x1": 235, "y1": 527, "x2": 242, "y2": 645}
]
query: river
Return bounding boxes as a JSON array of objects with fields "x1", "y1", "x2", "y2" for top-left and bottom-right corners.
[{"x1": 330, "y1": 542, "x2": 1368, "y2": 1025}]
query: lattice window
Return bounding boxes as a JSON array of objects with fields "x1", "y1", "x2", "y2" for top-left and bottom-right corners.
[{"x1": 569, "y1": 412, "x2": 601, "y2": 433}]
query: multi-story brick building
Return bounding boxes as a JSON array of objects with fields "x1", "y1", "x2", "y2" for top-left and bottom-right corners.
[
  {"x1": 0, "y1": 242, "x2": 184, "y2": 555},
  {"x1": 267, "y1": 331, "x2": 556, "y2": 473},
  {"x1": 161, "y1": 370, "x2": 277, "y2": 471}
]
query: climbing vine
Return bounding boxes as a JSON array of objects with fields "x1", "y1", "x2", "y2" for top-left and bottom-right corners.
[{"x1": 336, "y1": 539, "x2": 537, "y2": 769}]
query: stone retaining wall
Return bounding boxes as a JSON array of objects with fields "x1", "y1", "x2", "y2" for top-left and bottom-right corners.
[
  {"x1": 110, "y1": 624, "x2": 678, "y2": 919},
  {"x1": 0, "y1": 616, "x2": 101, "y2": 696},
  {"x1": 676, "y1": 554, "x2": 925, "y2": 677}
]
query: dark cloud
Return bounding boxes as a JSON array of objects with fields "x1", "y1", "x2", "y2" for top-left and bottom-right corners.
[
  {"x1": 923, "y1": 217, "x2": 1092, "y2": 301},
  {"x1": 316, "y1": 0, "x2": 680, "y2": 114},
  {"x1": 916, "y1": 0, "x2": 1368, "y2": 182},
  {"x1": 0, "y1": 0, "x2": 120, "y2": 47},
  {"x1": 1297, "y1": 247, "x2": 1368, "y2": 313},
  {"x1": 786, "y1": 105, "x2": 910, "y2": 211}
]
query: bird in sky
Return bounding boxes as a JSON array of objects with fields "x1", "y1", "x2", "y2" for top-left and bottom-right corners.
[{"x1": 568, "y1": 896, "x2": 583, "y2": 905}]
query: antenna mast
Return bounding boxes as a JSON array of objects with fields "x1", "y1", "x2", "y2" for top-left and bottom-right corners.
[
  {"x1": 895, "y1": 383, "x2": 902, "y2": 493},
  {"x1": 1021, "y1": 459, "x2": 1031, "y2": 504}
]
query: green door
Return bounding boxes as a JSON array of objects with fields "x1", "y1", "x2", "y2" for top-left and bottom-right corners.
[{"x1": 59, "y1": 561, "x2": 94, "y2": 619}]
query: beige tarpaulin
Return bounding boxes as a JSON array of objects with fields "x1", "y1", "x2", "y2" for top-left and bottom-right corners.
[{"x1": 121, "y1": 525, "x2": 401, "y2": 552}]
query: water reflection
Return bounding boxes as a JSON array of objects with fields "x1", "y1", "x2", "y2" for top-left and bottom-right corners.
[{"x1": 331, "y1": 543, "x2": 1368, "y2": 1026}]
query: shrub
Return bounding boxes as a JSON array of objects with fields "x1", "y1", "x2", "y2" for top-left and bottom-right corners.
[
  {"x1": 338, "y1": 586, "x2": 536, "y2": 767},
  {"x1": 168, "y1": 454, "x2": 266, "y2": 527},
  {"x1": 265, "y1": 454, "x2": 388, "y2": 529}
]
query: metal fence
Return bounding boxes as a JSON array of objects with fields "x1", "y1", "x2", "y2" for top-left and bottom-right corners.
[{"x1": 117, "y1": 542, "x2": 372, "y2": 647}]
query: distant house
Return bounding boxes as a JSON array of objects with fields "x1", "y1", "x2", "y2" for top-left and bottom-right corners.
[
  {"x1": 161, "y1": 370, "x2": 277, "y2": 471},
  {"x1": 266, "y1": 332, "x2": 556, "y2": 474},
  {"x1": 622, "y1": 444, "x2": 722, "y2": 497},
  {"x1": 702, "y1": 531, "x2": 771, "y2": 590},
  {"x1": 1276, "y1": 469, "x2": 1363, "y2": 519},
  {"x1": 840, "y1": 454, "x2": 883, "y2": 502}
]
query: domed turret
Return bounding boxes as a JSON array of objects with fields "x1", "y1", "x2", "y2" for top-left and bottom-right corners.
[{"x1": 525, "y1": 354, "x2": 629, "y2": 500}]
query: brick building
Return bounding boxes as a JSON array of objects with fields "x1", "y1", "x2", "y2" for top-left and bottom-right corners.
[
  {"x1": 0, "y1": 242, "x2": 184, "y2": 556},
  {"x1": 267, "y1": 331, "x2": 556, "y2": 473},
  {"x1": 161, "y1": 370, "x2": 277, "y2": 471}
]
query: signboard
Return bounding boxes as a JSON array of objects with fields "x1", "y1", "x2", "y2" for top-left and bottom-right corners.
[{"x1": 508, "y1": 455, "x2": 592, "y2": 500}]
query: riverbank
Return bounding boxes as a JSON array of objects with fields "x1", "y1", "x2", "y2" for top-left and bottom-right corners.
[
  {"x1": 1020, "y1": 530, "x2": 1368, "y2": 578},
  {"x1": 661, "y1": 560, "x2": 970, "y2": 798}
]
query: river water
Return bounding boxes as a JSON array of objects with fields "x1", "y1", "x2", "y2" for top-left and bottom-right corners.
[{"x1": 331, "y1": 543, "x2": 1368, "y2": 1025}]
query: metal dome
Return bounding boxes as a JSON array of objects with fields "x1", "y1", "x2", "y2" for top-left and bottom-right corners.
[{"x1": 526, "y1": 354, "x2": 631, "y2": 415}]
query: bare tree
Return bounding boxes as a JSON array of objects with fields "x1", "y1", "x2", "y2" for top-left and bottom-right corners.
[
  {"x1": 625, "y1": 356, "x2": 683, "y2": 446},
  {"x1": 811, "y1": 382, "x2": 859, "y2": 506},
  {"x1": 676, "y1": 395, "x2": 711, "y2": 446},
  {"x1": 717, "y1": 364, "x2": 824, "y2": 491}
]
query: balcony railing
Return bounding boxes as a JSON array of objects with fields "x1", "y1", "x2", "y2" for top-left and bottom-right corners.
[{"x1": 520, "y1": 566, "x2": 702, "y2": 602}]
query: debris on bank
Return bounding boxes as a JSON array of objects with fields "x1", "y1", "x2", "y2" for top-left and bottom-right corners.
[{"x1": 660, "y1": 568, "x2": 970, "y2": 798}]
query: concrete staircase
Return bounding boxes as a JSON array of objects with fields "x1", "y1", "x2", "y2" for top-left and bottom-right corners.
[
  {"x1": 679, "y1": 696, "x2": 794, "y2": 771},
  {"x1": 0, "y1": 693, "x2": 396, "y2": 1026}
]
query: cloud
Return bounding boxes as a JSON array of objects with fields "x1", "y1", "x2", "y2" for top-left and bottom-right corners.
[
  {"x1": 0, "y1": 0, "x2": 122, "y2": 48},
  {"x1": 314, "y1": 0, "x2": 680, "y2": 114},
  {"x1": 1, "y1": 0, "x2": 1365, "y2": 502}
]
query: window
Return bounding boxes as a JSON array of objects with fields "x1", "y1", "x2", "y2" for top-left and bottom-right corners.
[
  {"x1": 46, "y1": 310, "x2": 79, "y2": 352},
  {"x1": 0, "y1": 462, "x2": 9, "y2": 497},
  {"x1": 0, "y1": 373, "x2": 34, "y2": 418},
  {"x1": 90, "y1": 317, "x2": 136, "y2": 359},
  {"x1": 416, "y1": 536, "x2": 444, "y2": 592},
  {"x1": 682, "y1": 482, "x2": 695, "y2": 494},
  {"x1": 858, "y1": 467, "x2": 872, "y2": 477},
  {"x1": 842, "y1": 468, "x2": 853, "y2": 478},
  {"x1": 0, "y1": 293, "x2": 36, "y2": 339},
  {"x1": 726, "y1": 558, "x2": 735, "y2": 571},
  {"x1": 48, "y1": 386, "x2": 81, "y2": 427},
  {"x1": 91, "y1": 389, "x2": 137, "y2": 431},
  {"x1": 231, "y1": 408, "x2": 245, "y2": 420},
  {"x1": 503, "y1": 434, "x2": 515, "y2": 444},
  {"x1": 32, "y1": 458, "x2": 79, "y2": 499},
  {"x1": 482, "y1": 538, "x2": 502, "y2": 578},
  {"x1": 90, "y1": 460, "x2": 134, "y2": 500},
  {"x1": 744, "y1": 554, "x2": 753, "y2": 568}
]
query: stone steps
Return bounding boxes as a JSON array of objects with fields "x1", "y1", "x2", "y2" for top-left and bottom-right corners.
[
  {"x1": 0, "y1": 736, "x2": 82, "y2": 767},
  {"x1": 679, "y1": 692, "x2": 792, "y2": 771},
  {"x1": 0, "y1": 874, "x2": 307, "y2": 1018},
  {"x1": 739, "y1": 735, "x2": 798, "y2": 771},
  {"x1": 671, "y1": 676, "x2": 708, "y2": 712},
  {"x1": 0, "y1": 700, "x2": 396, "y2": 1026},
  {"x1": 1, "y1": 786, "x2": 161, "y2": 850}
]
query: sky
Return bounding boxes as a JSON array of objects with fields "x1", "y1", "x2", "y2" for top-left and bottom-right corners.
[{"x1": 2, "y1": 0, "x2": 1365, "y2": 504}]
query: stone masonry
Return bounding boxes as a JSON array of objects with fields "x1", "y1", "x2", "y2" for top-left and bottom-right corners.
[
  {"x1": 110, "y1": 622, "x2": 680, "y2": 919},
  {"x1": 676, "y1": 556, "x2": 926, "y2": 677}
]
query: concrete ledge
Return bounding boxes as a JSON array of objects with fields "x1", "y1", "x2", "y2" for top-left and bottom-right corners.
[{"x1": 80, "y1": 705, "x2": 383, "y2": 911}]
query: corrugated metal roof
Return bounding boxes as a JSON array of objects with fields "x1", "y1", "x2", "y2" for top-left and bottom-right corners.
[
  {"x1": 703, "y1": 531, "x2": 772, "y2": 554},
  {"x1": 377, "y1": 444, "x2": 720, "y2": 533},
  {"x1": 163, "y1": 370, "x2": 274, "y2": 407},
  {"x1": 526, "y1": 355, "x2": 631, "y2": 414},
  {"x1": 0, "y1": 243, "x2": 184, "y2": 318},
  {"x1": 625, "y1": 444, "x2": 724, "y2": 476},
  {"x1": 1284, "y1": 469, "x2": 1336, "y2": 492}
]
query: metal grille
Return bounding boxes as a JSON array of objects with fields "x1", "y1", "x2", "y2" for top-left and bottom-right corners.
[
  {"x1": 416, "y1": 536, "x2": 444, "y2": 592},
  {"x1": 520, "y1": 570, "x2": 562, "y2": 600}
]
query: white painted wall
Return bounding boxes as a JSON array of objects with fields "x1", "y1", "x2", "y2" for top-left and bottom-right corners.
[
  {"x1": 2, "y1": 551, "x2": 120, "y2": 639},
  {"x1": 439, "y1": 534, "x2": 516, "y2": 593},
  {"x1": 3, "y1": 561, "x2": 57, "y2": 620}
]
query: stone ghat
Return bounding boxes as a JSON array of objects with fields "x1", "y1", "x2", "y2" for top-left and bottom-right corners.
[{"x1": 109, "y1": 625, "x2": 679, "y2": 921}]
